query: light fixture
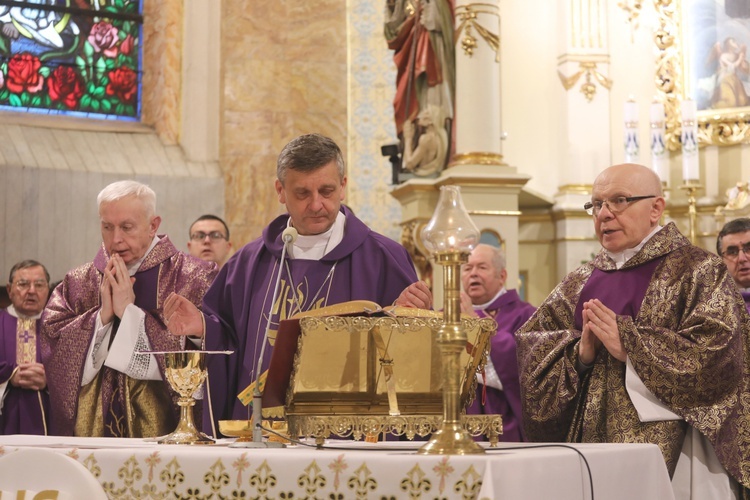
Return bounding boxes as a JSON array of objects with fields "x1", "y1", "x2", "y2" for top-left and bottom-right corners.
[{"x1": 418, "y1": 185, "x2": 484, "y2": 455}]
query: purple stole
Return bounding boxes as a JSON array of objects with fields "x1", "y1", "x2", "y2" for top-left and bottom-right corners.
[
  {"x1": 101, "y1": 266, "x2": 160, "y2": 437},
  {"x1": 0, "y1": 311, "x2": 49, "y2": 435},
  {"x1": 575, "y1": 257, "x2": 664, "y2": 331},
  {"x1": 742, "y1": 290, "x2": 750, "y2": 315}
]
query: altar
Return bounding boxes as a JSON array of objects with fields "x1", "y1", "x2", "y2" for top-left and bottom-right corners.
[{"x1": 0, "y1": 435, "x2": 675, "y2": 499}]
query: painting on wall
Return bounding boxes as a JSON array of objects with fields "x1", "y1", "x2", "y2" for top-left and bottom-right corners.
[
  {"x1": 684, "y1": 0, "x2": 750, "y2": 113},
  {"x1": 655, "y1": 0, "x2": 750, "y2": 148}
]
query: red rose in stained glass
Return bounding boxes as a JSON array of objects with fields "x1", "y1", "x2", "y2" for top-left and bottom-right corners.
[
  {"x1": 106, "y1": 67, "x2": 138, "y2": 103},
  {"x1": 88, "y1": 22, "x2": 120, "y2": 57},
  {"x1": 48, "y1": 66, "x2": 84, "y2": 108},
  {"x1": 7, "y1": 53, "x2": 44, "y2": 94}
]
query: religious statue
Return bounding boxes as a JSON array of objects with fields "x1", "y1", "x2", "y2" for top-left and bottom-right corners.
[
  {"x1": 384, "y1": 0, "x2": 455, "y2": 178},
  {"x1": 725, "y1": 181, "x2": 750, "y2": 210}
]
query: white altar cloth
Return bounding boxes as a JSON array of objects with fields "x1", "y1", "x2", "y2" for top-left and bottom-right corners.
[{"x1": 0, "y1": 435, "x2": 675, "y2": 500}]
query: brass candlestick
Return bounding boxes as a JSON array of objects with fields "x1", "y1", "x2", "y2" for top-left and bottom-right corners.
[
  {"x1": 418, "y1": 184, "x2": 484, "y2": 455},
  {"x1": 418, "y1": 250, "x2": 484, "y2": 455},
  {"x1": 679, "y1": 181, "x2": 702, "y2": 245}
]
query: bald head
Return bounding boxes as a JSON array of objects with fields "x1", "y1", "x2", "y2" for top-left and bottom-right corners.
[
  {"x1": 591, "y1": 163, "x2": 666, "y2": 253},
  {"x1": 594, "y1": 164, "x2": 664, "y2": 197}
]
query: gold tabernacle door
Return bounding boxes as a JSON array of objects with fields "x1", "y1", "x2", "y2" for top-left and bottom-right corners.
[{"x1": 259, "y1": 300, "x2": 502, "y2": 444}]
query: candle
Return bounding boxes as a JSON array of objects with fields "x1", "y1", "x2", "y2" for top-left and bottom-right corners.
[
  {"x1": 681, "y1": 99, "x2": 699, "y2": 181},
  {"x1": 650, "y1": 100, "x2": 668, "y2": 185},
  {"x1": 624, "y1": 97, "x2": 639, "y2": 163}
]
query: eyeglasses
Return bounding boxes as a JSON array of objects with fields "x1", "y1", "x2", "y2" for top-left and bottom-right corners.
[
  {"x1": 190, "y1": 231, "x2": 227, "y2": 241},
  {"x1": 584, "y1": 195, "x2": 656, "y2": 216},
  {"x1": 721, "y1": 242, "x2": 750, "y2": 260},
  {"x1": 13, "y1": 280, "x2": 48, "y2": 291}
]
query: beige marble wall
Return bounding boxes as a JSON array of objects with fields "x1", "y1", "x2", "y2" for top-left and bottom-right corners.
[{"x1": 221, "y1": 1, "x2": 348, "y2": 246}]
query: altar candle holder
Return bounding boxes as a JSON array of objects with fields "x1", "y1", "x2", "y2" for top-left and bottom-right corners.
[{"x1": 418, "y1": 185, "x2": 484, "y2": 455}]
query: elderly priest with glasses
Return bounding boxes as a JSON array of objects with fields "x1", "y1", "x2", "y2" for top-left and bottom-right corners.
[
  {"x1": 717, "y1": 217, "x2": 750, "y2": 313},
  {"x1": 516, "y1": 163, "x2": 750, "y2": 498}
]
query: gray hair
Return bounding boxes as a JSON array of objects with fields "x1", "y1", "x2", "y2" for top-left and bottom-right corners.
[
  {"x1": 277, "y1": 134, "x2": 345, "y2": 184},
  {"x1": 97, "y1": 180, "x2": 156, "y2": 217},
  {"x1": 717, "y1": 217, "x2": 750, "y2": 255},
  {"x1": 8, "y1": 259, "x2": 50, "y2": 285},
  {"x1": 476, "y1": 243, "x2": 506, "y2": 274}
]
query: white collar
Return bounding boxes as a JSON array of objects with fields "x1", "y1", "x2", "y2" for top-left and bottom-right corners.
[
  {"x1": 6, "y1": 304, "x2": 42, "y2": 320},
  {"x1": 473, "y1": 287, "x2": 507, "y2": 310},
  {"x1": 606, "y1": 225, "x2": 662, "y2": 269},
  {"x1": 288, "y1": 211, "x2": 346, "y2": 260}
]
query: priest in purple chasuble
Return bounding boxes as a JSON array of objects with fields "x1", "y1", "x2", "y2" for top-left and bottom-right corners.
[
  {"x1": 164, "y1": 134, "x2": 432, "y2": 435},
  {"x1": 41, "y1": 180, "x2": 217, "y2": 438},
  {"x1": 460, "y1": 244, "x2": 535, "y2": 442},
  {"x1": 717, "y1": 217, "x2": 750, "y2": 314},
  {"x1": 516, "y1": 164, "x2": 750, "y2": 497},
  {"x1": 0, "y1": 260, "x2": 51, "y2": 435}
]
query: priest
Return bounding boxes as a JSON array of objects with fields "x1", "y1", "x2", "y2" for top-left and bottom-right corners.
[
  {"x1": 41, "y1": 180, "x2": 217, "y2": 437},
  {"x1": 516, "y1": 164, "x2": 750, "y2": 497},
  {"x1": 460, "y1": 244, "x2": 535, "y2": 442},
  {"x1": 0, "y1": 260, "x2": 51, "y2": 435},
  {"x1": 165, "y1": 133, "x2": 431, "y2": 435},
  {"x1": 716, "y1": 217, "x2": 750, "y2": 312}
]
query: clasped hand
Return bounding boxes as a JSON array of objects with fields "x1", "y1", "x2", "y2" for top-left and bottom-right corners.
[
  {"x1": 579, "y1": 299, "x2": 626, "y2": 364},
  {"x1": 11, "y1": 362, "x2": 46, "y2": 391},
  {"x1": 100, "y1": 254, "x2": 136, "y2": 325}
]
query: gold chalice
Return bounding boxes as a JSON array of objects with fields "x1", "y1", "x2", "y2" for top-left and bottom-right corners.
[{"x1": 158, "y1": 351, "x2": 214, "y2": 445}]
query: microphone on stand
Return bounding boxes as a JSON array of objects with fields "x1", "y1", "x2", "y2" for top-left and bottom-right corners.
[{"x1": 246, "y1": 226, "x2": 297, "y2": 448}]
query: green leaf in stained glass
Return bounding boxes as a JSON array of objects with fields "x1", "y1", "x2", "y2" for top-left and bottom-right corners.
[
  {"x1": 81, "y1": 94, "x2": 91, "y2": 108},
  {"x1": 0, "y1": 89, "x2": 9, "y2": 101},
  {"x1": 115, "y1": 102, "x2": 125, "y2": 115},
  {"x1": 91, "y1": 100, "x2": 100, "y2": 112},
  {"x1": 9, "y1": 94, "x2": 21, "y2": 106},
  {"x1": 20, "y1": 92, "x2": 29, "y2": 106},
  {"x1": 104, "y1": 58, "x2": 115, "y2": 70},
  {"x1": 125, "y1": 104, "x2": 135, "y2": 116},
  {"x1": 84, "y1": 41, "x2": 94, "y2": 59},
  {"x1": 96, "y1": 57, "x2": 106, "y2": 80},
  {"x1": 75, "y1": 56, "x2": 87, "y2": 76},
  {"x1": 123, "y1": 21, "x2": 131, "y2": 34},
  {"x1": 93, "y1": 86, "x2": 105, "y2": 98},
  {"x1": 101, "y1": 99, "x2": 112, "y2": 112},
  {"x1": 31, "y1": 95, "x2": 41, "y2": 107},
  {"x1": 39, "y1": 67, "x2": 50, "y2": 78},
  {"x1": 87, "y1": 81, "x2": 96, "y2": 93}
]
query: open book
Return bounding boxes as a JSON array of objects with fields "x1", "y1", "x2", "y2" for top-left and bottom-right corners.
[{"x1": 236, "y1": 300, "x2": 441, "y2": 408}]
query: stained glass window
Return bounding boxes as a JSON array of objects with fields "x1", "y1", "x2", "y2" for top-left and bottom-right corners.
[{"x1": 0, "y1": 0, "x2": 143, "y2": 121}]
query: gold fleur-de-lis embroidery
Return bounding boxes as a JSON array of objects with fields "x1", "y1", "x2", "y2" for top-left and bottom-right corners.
[
  {"x1": 205, "y1": 459, "x2": 230, "y2": 493},
  {"x1": 347, "y1": 463, "x2": 377, "y2": 499},
  {"x1": 454, "y1": 465, "x2": 483, "y2": 498},
  {"x1": 298, "y1": 460, "x2": 326, "y2": 496},
  {"x1": 82, "y1": 453, "x2": 101, "y2": 478},
  {"x1": 161, "y1": 457, "x2": 186, "y2": 492},
  {"x1": 248, "y1": 460, "x2": 277, "y2": 497},
  {"x1": 399, "y1": 463, "x2": 431, "y2": 497}
]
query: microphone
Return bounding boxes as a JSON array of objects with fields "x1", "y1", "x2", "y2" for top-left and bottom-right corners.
[{"x1": 247, "y1": 225, "x2": 297, "y2": 447}]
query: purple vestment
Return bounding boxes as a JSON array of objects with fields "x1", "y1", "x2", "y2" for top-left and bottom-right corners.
[
  {"x1": 41, "y1": 236, "x2": 217, "y2": 436},
  {"x1": 203, "y1": 207, "x2": 418, "y2": 433},
  {"x1": 517, "y1": 223, "x2": 750, "y2": 489},
  {"x1": 0, "y1": 310, "x2": 50, "y2": 435},
  {"x1": 742, "y1": 290, "x2": 750, "y2": 314},
  {"x1": 466, "y1": 289, "x2": 535, "y2": 442}
]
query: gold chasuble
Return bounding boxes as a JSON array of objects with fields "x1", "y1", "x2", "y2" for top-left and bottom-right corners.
[{"x1": 517, "y1": 223, "x2": 750, "y2": 493}]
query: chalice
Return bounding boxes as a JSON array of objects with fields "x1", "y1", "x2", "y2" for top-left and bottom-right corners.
[{"x1": 158, "y1": 350, "x2": 214, "y2": 445}]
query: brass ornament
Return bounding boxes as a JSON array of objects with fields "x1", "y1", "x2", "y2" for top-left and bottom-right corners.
[
  {"x1": 557, "y1": 62, "x2": 613, "y2": 102},
  {"x1": 455, "y1": 4, "x2": 500, "y2": 61}
]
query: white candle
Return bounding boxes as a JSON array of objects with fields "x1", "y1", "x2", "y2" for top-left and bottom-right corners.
[
  {"x1": 624, "y1": 97, "x2": 639, "y2": 163},
  {"x1": 681, "y1": 99, "x2": 699, "y2": 181},
  {"x1": 650, "y1": 100, "x2": 668, "y2": 185}
]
